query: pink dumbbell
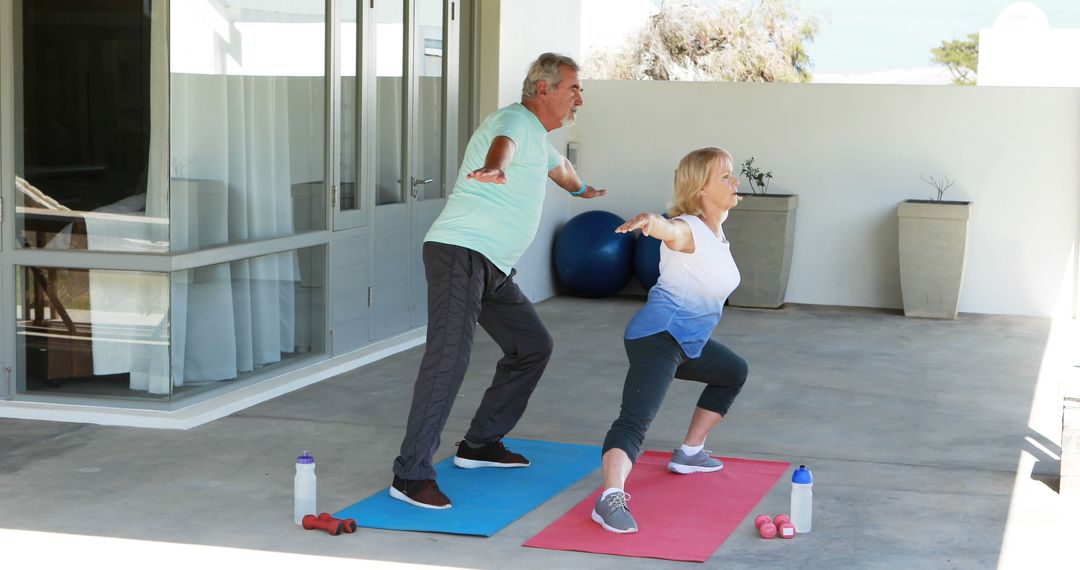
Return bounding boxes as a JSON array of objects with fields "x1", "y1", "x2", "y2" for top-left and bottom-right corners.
[
  {"x1": 754, "y1": 514, "x2": 777, "y2": 539},
  {"x1": 772, "y1": 514, "x2": 795, "y2": 538}
]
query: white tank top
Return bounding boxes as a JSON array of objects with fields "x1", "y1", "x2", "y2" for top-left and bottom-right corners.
[{"x1": 625, "y1": 214, "x2": 741, "y2": 357}]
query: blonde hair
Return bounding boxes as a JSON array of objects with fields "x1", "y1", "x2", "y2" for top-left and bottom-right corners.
[{"x1": 667, "y1": 147, "x2": 733, "y2": 217}]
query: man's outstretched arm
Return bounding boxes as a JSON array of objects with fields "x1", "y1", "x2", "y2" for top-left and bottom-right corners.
[
  {"x1": 465, "y1": 136, "x2": 516, "y2": 184},
  {"x1": 548, "y1": 156, "x2": 607, "y2": 199}
]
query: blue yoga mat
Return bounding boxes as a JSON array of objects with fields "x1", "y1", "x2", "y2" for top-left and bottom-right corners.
[{"x1": 334, "y1": 438, "x2": 601, "y2": 536}]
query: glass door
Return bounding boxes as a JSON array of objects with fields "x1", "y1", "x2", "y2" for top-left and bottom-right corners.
[
  {"x1": 368, "y1": 0, "x2": 456, "y2": 341},
  {"x1": 368, "y1": 0, "x2": 411, "y2": 341},
  {"x1": 408, "y1": 0, "x2": 454, "y2": 328},
  {"x1": 1, "y1": 2, "x2": 9, "y2": 399},
  {"x1": 334, "y1": 0, "x2": 365, "y2": 230}
]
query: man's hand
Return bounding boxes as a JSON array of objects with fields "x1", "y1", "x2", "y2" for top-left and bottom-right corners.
[
  {"x1": 578, "y1": 185, "x2": 607, "y2": 199},
  {"x1": 465, "y1": 167, "x2": 507, "y2": 184}
]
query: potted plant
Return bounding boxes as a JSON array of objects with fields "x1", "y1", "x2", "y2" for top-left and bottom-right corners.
[
  {"x1": 897, "y1": 175, "x2": 972, "y2": 319},
  {"x1": 723, "y1": 157, "x2": 798, "y2": 309}
]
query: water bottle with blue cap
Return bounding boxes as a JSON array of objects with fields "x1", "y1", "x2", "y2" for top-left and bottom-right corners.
[{"x1": 790, "y1": 464, "x2": 812, "y2": 533}]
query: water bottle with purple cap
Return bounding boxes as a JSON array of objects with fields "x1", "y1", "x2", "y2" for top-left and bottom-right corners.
[{"x1": 294, "y1": 451, "x2": 316, "y2": 524}]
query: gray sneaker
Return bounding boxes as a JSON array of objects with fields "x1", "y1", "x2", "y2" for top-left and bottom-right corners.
[
  {"x1": 590, "y1": 491, "x2": 638, "y2": 533},
  {"x1": 667, "y1": 449, "x2": 724, "y2": 474}
]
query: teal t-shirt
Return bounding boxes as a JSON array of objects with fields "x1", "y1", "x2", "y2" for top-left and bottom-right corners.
[{"x1": 424, "y1": 103, "x2": 564, "y2": 275}]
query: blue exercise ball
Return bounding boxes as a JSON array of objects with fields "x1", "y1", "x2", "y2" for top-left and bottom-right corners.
[
  {"x1": 634, "y1": 233, "x2": 662, "y2": 290},
  {"x1": 555, "y1": 210, "x2": 634, "y2": 297}
]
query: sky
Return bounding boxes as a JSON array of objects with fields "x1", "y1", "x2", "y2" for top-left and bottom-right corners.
[
  {"x1": 583, "y1": 0, "x2": 1080, "y2": 83},
  {"x1": 784, "y1": 0, "x2": 1080, "y2": 74}
]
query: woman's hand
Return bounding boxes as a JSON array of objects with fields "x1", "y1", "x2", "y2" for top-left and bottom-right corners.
[
  {"x1": 615, "y1": 213, "x2": 695, "y2": 253},
  {"x1": 616, "y1": 213, "x2": 664, "y2": 236}
]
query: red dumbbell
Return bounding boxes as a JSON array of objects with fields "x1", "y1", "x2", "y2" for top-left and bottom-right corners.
[
  {"x1": 754, "y1": 514, "x2": 777, "y2": 539},
  {"x1": 318, "y1": 512, "x2": 357, "y2": 534},
  {"x1": 302, "y1": 514, "x2": 343, "y2": 535}
]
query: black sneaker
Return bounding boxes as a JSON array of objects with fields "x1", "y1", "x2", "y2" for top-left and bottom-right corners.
[
  {"x1": 453, "y1": 440, "x2": 530, "y2": 469},
  {"x1": 389, "y1": 475, "x2": 452, "y2": 509}
]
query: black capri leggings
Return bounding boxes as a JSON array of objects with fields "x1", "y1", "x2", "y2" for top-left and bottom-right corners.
[{"x1": 602, "y1": 331, "x2": 749, "y2": 462}]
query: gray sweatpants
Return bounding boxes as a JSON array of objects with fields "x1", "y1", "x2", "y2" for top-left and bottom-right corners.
[
  {"x1": 393, "y1": 242, "x2": 553, "y2": 480},
  {"x1": 602, "y1": 332, "x2": 749, "y2": 463}
]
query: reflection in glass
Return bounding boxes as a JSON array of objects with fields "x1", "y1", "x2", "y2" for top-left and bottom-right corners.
[
  {"x1": 17, "y1": 267, "x2": 171, "y2": 399},
  {"x1": 170, "y1": 247, "x2": 326, "y2": 394},
  {"x1": 340, "y1": 0, "x2": 359, "y2": 212},
  {"x1": 15, "y1": 1, "x2": 168, "y2": 252},
  {"x1": 15, "y1": 247, "x2": 325, "y2": 402},
  {"x1": 170, "y1": 0, "x2": 327, "y2": 252},
  {"x1": 375, "y1": 1, "x2": 404, "y2": 205},
  {"x1": 414, "y1": 0, "x2": 445, "y2": 200}
]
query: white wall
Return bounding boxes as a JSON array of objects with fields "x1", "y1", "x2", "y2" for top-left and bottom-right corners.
[
  {"x1": 559, "y1": 80, "x2": 1080, "y2": 317},
  {"x1": 494, "y1": 0, "x2": 582, "y2": 302}
]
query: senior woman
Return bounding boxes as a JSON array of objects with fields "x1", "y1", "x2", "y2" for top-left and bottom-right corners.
[{"x1": 591, "y1": 147, "x2": 749, "y2": 534}]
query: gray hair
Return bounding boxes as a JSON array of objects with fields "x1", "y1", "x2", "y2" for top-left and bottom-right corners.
[{"x1": 521, "y1": 53, "x2": 580, "y2": 99}]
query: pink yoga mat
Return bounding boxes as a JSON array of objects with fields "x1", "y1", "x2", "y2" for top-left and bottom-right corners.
[{"x1": 524, "y1": 452, "x2": 790, "y2": 563}]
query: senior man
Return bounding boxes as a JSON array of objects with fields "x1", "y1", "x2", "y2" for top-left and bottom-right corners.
[{"x1": 390, "y1": 52, "x2": 606, "y2": 509}]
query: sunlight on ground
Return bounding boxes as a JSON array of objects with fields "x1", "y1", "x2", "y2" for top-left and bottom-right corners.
[
  {"x1": 997, "y1": 247, "x2": 1080, "y2": 568},
  {"x1": 0, "y1": 528, "x2": 469, "y2": 569}
]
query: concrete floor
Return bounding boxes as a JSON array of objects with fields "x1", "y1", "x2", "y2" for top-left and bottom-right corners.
[{"x1": 1, "y1": 296, "x2": 1077, "y2": 568}]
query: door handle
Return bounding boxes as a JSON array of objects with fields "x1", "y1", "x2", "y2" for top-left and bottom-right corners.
[{"x1": 410, "y1": 177, "x2": 434, "y2": 198}]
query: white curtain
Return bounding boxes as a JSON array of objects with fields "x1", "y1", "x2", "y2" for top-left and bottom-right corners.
[
  {"x1": 168, "y1": 72, "x2": 301, "y2": 388},
  {"x1": 85, "y1": 0, "x2": 319, "y2": 395},
  {"x1": 87, "y1": 78, "x2": 304, "y2": 394},
  {"x1": 88, "y1": 0, "x2": 171, "y2": 394}
]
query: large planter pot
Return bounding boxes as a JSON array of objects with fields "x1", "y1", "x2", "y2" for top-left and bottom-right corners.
[
  {"x1": 897, "y1": 200, "x2": 972, "y2": 319},
  {"x1": 724, "y1": 193, "x2": 798, "y2": 309}
]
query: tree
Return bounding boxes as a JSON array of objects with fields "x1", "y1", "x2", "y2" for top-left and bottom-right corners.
[
  {"x1": 583, "y1": 0, "x2": 818, "y2": 82},
  {"x1": 931, "y1": 33, "x2": 979, "y2": 85}
]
